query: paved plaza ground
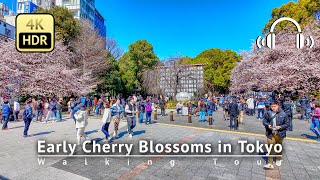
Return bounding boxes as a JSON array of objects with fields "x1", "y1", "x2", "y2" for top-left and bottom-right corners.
[{"x1": 0, "y1": 109, "x2": 320, "y2": 180}]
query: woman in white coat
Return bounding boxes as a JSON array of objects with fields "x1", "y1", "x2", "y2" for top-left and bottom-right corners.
[
  {"x1": 74, "y1": 104, "x2": 90, "y2": 146},
  {"x1": 101, "y1": 102, "x2": 112, "y2": 142}
]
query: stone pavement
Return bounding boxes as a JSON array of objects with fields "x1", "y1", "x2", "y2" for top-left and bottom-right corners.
[
  {"x1": 0, "y1": 113, "x2": 320, "y2": 180},
  {"x1": 155, "y1": 108, "x2": 316, "y2": 140}
]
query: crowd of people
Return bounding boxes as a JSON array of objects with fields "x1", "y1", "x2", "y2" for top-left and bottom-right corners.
[{"x1": 0, "y1": 94, "x2": 170, "y2": 143}]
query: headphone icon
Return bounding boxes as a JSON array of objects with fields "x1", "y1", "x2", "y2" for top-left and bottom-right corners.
[{"x1": 256, "y1": 17, "x2": 314, "y2": 49}]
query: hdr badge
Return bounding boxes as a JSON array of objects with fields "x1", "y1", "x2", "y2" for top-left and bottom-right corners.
[{"x1": 16, "y1": 13, "x2": 55, "y2": 52}]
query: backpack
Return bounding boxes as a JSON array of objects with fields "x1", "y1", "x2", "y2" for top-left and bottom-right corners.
[{"x1": 146, "y1": 103, "x2": 152, "y2": 113}]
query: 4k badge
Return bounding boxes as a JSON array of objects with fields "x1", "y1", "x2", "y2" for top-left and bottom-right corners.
[{"x1": 16, "y1": 13, "x2": 55, "y2": 52}]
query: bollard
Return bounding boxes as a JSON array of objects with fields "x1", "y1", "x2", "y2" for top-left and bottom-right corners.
[
  {"x1": 154, "y1": 110, "x2": 158, "y2": 120},
  {"x1": 170, "y1": 111, "x2": 174, "y2": 121},
  {"x1": 188, "y1": 113, "x2": 192, "y2": 123},
  {"x1": 209, "y1": 116, "x2": 212, "y2": 125},
  {"x1": 137, "y1": 110, "x2": 140, "y2": 119}
]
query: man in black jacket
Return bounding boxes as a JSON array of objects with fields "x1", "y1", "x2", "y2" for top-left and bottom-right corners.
[
  {"x1": 263, "y1": 101, "x2": 290, "y2": 169},
  {"x1": 228, "y1": 97, "x2": 239, "y2": 130}
]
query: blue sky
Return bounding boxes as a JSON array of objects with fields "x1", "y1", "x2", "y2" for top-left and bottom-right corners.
[
  {"x1": 2, "y1": 0, "x2": 296, "y2": 59},
  {"x1": 95, "y1": 0, "x2": 296, "y2": 59}
]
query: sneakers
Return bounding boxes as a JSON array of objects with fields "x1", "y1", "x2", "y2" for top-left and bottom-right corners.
[
  {"x1": 263, "y1": 163, "x2": 274, "y2": 169},
  {"x1": 129, "y1": 134, "x2": 133, "y2": 138},
  {"x1": 276, "y1": 160, "x2": 282, "y2": 167},
  {"x1": 42, "y1": 121, "x2": 47, "y2": 124}
]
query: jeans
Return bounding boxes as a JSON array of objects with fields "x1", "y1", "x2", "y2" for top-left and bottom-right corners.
[
  {"x1": 207, "y1": 110, "x2": 214, "y2": 121},
  {"x1": 36, "y1": 110, "x2": 43, "y2": 122},
  {"x1": 95, "y1": 107, "x2": 100, "y2": 115},
  {"x1": 55, "y1": 110, "x2": 62, "y2": 121},
  {"x1": 146, "y1": 112, "x2": 152, "y2": 123},
  {"x1": 288, "y1": 115, "x2": 293, "y2": 131},
  {"x1": 177, "y1": 108, "x2": 182, "y2": 114},
  {"x1": 307, "y1": 108, "x2": 312, "y2": 119},
  {"x1": 161, "y1": 108, "x2": 165, "y2": 116},
  {"x1": 301, "y1": 107, "x2": 308, "y2": 120},
  {"x1": 127, "y1": 116, "x2": 136, "y2": 134},
  {"x1": 310, "y1": 120, "x2": 320, "y2": 137},
  {"x1": 199, "y1": 111, "x2": 206, "y2": 122},
  {"x1": 101, "y1": 122, "x2": 110, "y2": 139},
  {"x1": 230, "y1": 115, "x2": 237, "y2": 129},
  {"x1": 139, "y1": 112, "x2": 144, "y2": 123},
  {"x1": 257, "y1": 108, "x2": 265, "y2": 119},
  {"x1": 45, "y1": 110, "x2": 54, "y2": 122},
  {"x1": 13, "y1": 110, "x2": 19, "y2": 121},
  {"x1": 2, "y1": 116, "x2": 9, "y2": 129},
  {"x1": 24, "y1": 118, "x2": 32, "y2": 136}
]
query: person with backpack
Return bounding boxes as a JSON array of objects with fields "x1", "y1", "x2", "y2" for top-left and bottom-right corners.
[
  {"x1": 256, "y1": 98, "x2": 266, "y2": 120},
  {"x1": 207, "y1": 99, "x2": 215, "y2": 122},
  {"x1": 228, "y1": 97, "x2": 239, "y2": 130},
  {"x1": 2, "y1": 100, "x2": 12, "y2": 130},
  {"x1": 125, "y1": 97, "x2": 137, "y2": 138},
  {"x1": 145, "y1": 99, "x2": 153, "y2": 124},
  {"x1": 35, "y1": 99, "x2": 43, "y2": 122},
  {"x1": 22, "y1": 99, "x2": 35, "y2": 137},
  {"x1": 138, "y1": 99, "x2": 146, "y2": 123},
  {"x1": 263, "y1": 101, "x2": 290, "y2": 169},
  {"x1": 282, "y1": 97, "x2": 293, "y2": 131}
]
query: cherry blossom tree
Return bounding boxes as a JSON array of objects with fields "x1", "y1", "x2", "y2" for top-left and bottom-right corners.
[
  {"x1": 70, "y1": 20, "x2": 109, "y2": 95},
  {"x1": 0, "y1": 41, "x2": 82, "y2": 97},
  {"x1": 230, "y1": 24, "x2": 320, "y2": 94}
]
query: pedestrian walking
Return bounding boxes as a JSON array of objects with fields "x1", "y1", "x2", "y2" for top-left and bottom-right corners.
[
  {"x1": 22, "y1": 99, "x2": 35, "y2": 137},
  {"x1": 228, "y1": 97, "x2": 239, "y2": 130},
  {"x1": 207, "y1": 99, "x2": 215, "y2": 122},
  {"x1": 199, "y1": 100, "x2": 207, "y2": 122},
  {"x1": 110, "y1": 99, "x2": 122, "y2": 138},
  {"x1": 101, "y1": 102, "x2": 112, "y2": 142},
  {"x1": 246, "y1": 96, "x2": 255, "y2": 116},
  {"x1": 238, "y1": 98, "x2": 245, "y2": 124},
  {"x1": 74, "y1": 104, "x2": 91, "y2": 146},
  {"x1": 54, "y1": 98, "x2": 63, "y2": 122},
  {"x1": 299, "y1": 95, "x2": 310, "y2": 121},
  {"x1": 35, "y1": 99, "x2": 43, "y2": 122},
  {"x1": 263, "y1": 101, "x2": 290, "y2": 169},
  {"x1": 13, "y1": 99, "x2": 20, "y2": 122},
  {"x1": 138, "y1": 99, "x2": 146, "y2": 123},
  {"x1": 159, "y1": 97, "x2": 166, "y2": 116},
  {"x1": 125, "y1": 97, "x2": 137, "y2": 138},
  {"x1": 282, "y1": 97, "x2": 293, "y2": 131},
  {"x1": 310, "y1": 101, "x2": 320, "y2": 140},
  {"x1": 1, "y1": 100, "x2": 12, "y2": 130},
  {"x1": 145, "y1": 99, "x2": 153, "y2": 124},
  {"x1": 257, "y1": 98, "x2": 266, "y2": 120}
]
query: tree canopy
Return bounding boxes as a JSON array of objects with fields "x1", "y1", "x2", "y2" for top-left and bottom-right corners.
[
  {"x1": 35, "y1": 6, "x2": 80, "y2": 43},
  {"x1": 118, "y1": 40, "x2": 159, "y2": 94},
  {"x1": 263, "y1": 0, "x2": 320, "y2": 33},
  {"x1": 183, "y1": 49, "x2": 241, "y2": 94}
]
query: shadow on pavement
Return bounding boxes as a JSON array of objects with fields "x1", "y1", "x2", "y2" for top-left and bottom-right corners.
[
  {"x1": 301, "y1": 134, "x2": 318, "y2": 140},
  {"x1": 85, "y1": 129, "x2": 99, "y2": 135},
  {"x1": 31, "y1": 131, "x2": 55, "y2": 137},
  {"x1": 92, "y1": 137, "x2": 104, "y2": 143},
  {"x1": 0, "y1": 175, "x2": 10, "y2": 180},
  {"x1": 8, "y1": 125, "x2": 24, "y2": 130}
]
